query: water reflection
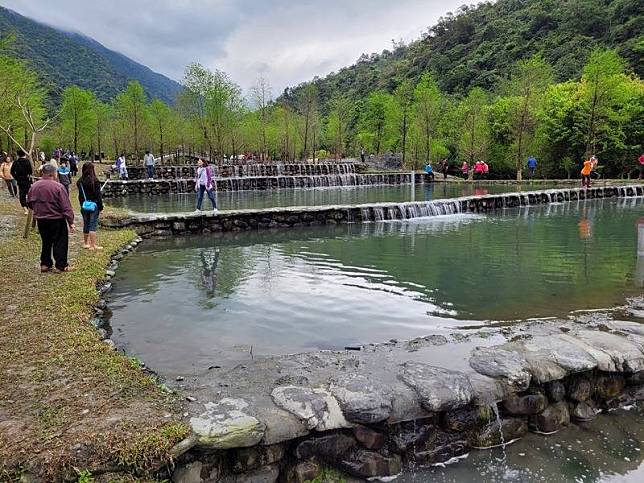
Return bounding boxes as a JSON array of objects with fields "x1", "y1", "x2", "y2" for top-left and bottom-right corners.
[
  {"x1": 200, "y1": 249, "x2": 220, "y2": 298},
  {"x1": 109, "y1": 198, "x2": 643, "y2": 372}
]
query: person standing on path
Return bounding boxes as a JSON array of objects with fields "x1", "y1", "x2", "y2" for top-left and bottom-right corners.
[
  {"x1": 639, "y1": 153, "x2": 644, "y2": 179},
  {"x1": 57, "y1": 160, "x2": 71, "y2": 194},
  {"x1": 581, "y1": 157, "x2": 593, "y2": 188},
  {"x1": 144, "y1": 150, "x2": 155, "y2": 179},
  {"x1": 77, "y1": 162, "x2": 104, "y2": 251},
  {"x1": 10, "y1": 149, "x2": 33, "y2": 214},
  {"x1": 527, "y1": 156, "x2": 537, "y2": 178},
  {"x1": 27, "y1": 164, "x2": 75, "y2": 273},
  {"x1": 461, "y1": 161, "x2": 469, "y2": 180},
  {"x1": 195, "y1": 158, "x2": 217, "y2": 212},
  {"x1": 1, "y1": 153, "x2": 17, "y2": 197},
  {"x1": 439, "y1": 159, "x2": 449, "y2": 180}
]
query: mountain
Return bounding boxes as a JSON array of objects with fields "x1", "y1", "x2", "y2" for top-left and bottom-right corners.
[
  {"x1": 280, "y1": 0, "x2": 643, "y2": 110},
  {"x1": 0, "y1": 6, "x2": 182, "y2": 104}
]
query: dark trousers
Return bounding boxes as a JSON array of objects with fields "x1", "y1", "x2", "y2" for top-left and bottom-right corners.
[
  {"x1": 17, "y1": 181, "x2": 31, "y2": 207},
  {"x1": 37, "y1": 218, "x2": 69, "y2": 270},
  {"x1": 4, "y1": 179, "x2": 17, "y2": 196},
  {"x1": 196, "y1": 185, "x2": 217, "y2": 210},
  {"x1": 146, "y1": 165, "x2": 154, "y2": 178}
]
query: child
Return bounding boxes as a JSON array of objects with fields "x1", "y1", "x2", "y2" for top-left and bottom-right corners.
[{"x1": 58, "y1": 160, "x2": 71, "y2": 194}]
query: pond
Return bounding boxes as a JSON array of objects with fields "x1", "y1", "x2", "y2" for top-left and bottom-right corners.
[
  {"x1": 397, "y1": 405, "x2": 644, "y2": 482},
  {"x1": 108, "y1": 197, "x2": 643, "y2": 373},
  {"x1": 105, "y1": 182, "x2": 567, "y2": 213}
]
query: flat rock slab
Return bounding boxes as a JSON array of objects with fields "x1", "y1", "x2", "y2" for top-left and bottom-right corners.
[
  {"x1": 469, "y1": 346, "x2": 531, "y2": 390},
  {"x1": 400, "y1": 362, "x2": 473, "y2": 412},
  {"x1": 271, "y1": 386, "x2": 350, "y2": 431},
  {"x1": 190, "y1": 398, "x2": 266, "y2": 449},
  {"x1": 329, "y1": 374, "x2": 393, "y2": 424}
]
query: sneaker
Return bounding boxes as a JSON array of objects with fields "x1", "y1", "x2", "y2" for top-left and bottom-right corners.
[
  {"x1": 194, "y1": 209, "x2": 201, "y2": 212},
  {"x1": 213, "y1": 208, "x2": 218, "y2": 214}
]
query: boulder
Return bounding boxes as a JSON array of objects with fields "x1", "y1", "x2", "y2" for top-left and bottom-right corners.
[
  {"x1": 233, "y1": 444, "x2": 285, "y2": 473},
  {"x1": 339, "y1": 449, "x2": 402, "y2": 479},
  {"x1": 472, "y1": 418, "x2": 528, "y2": 448},
  {"x1": 220, "y1": 464, "x2": 279, "y2": 483},
  {"x1": 296, "y1": 434, "x2": 357, "y2": 460},
  {"x1": 594, "y1": 374, "x2": 625, "y2": 399},
  {"x1": 329, "y1": 374, "x2": 393, "y2": 424},
  {"x1": 172, "y1": 461, "x2": 202, "y2": 483},
  {"x1": 389, "y1": 421, "x2": 434, "y2": 453},
  {"x1": 413, "y1": 430, "x2": 470, "y2": 465},
  {"x1": 271, "y1": 386, "x2": 350, "y2": 432},
  {"x1": 567, "y1": 377, "x2": 592, "y2": 402},
  {"x1": 400, "y1": 363, "x2": 473, "y2": 412},
  {"x1": 353, "y1": 425, "x2": 385, "y2": 450},
  {"x1": 469, "y1": 346, "x2": 531, "y2": 390},
  {"x1": 626, "y1": 371, "x2": 644, "y2": 386},
  {"x1": 546, "y1": 380, "x2": 566, "y2": 402},
  {"x1": 529, "y1": 401, "x2": 570, "y2": 434},
  {"x1": 571, "y1": 401, "x2": 598, "y2": 422},
  {"x1": 442, "y1": 405, "x2": 493, "y2": 432},
  {"x1": 190, "y1": 398, "x2": 265, "y2": 449},
  {"x1": 502, "y1": 394, "x2": 547, "y2": 416},
  {"x1": 288, "y1": 459, "x2": 322, "y2": 483}
]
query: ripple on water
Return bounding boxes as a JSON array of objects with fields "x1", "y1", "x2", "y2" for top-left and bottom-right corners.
[{"x1": 108, "y1": 198, "x2": 643, "y2": 372}]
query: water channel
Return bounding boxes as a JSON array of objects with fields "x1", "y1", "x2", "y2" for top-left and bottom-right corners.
[{"x1": 105, "y1": 182, "x2": 568, "y2": 213}]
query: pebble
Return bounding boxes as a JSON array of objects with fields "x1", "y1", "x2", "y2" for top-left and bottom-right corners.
[
  {"x1": 176, "y1": 376, "x2": 185, "y2": 381},
  {"x1": 186, "y1": 396, "x2": 197, "y2": 402}
]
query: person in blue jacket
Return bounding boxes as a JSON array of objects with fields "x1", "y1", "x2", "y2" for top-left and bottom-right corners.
[
  {"x1": 424, "y1": 162, "x2": 435, "y2": 181},
  {"x1": 527, "y1": 156, "x2": 537, "y2": 178}
]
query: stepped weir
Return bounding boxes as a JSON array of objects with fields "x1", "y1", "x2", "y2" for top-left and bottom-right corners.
[
  {"x1": 102, "y1": 185, "x2": 644, "y2": 236},
  {"x1": 102, "y1": 172, "x2": 426, "y2": 197}
]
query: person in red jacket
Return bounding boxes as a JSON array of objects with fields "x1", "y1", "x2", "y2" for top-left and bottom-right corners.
[
  {"x1": 27, "y1": 164, "x2": 76, "y2": 272},
  {"x1": 639, "y1": 153, "x2": 644, "y2": 179}
]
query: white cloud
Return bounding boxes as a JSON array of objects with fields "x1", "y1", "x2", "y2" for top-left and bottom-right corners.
[{"x1": 2, "y1": 0, "x2": 465, "y2": 95}]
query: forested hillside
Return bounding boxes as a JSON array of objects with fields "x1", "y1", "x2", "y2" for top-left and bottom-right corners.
[
  {"x1": 280, "y1": 0, "x2": 643, "y2": 110},
  {"x1": 0, "y1": 6, "x2": 182, "y2": 104}
]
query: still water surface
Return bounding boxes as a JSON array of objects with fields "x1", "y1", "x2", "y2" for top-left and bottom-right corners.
[
  {"x1": 106, "y1": 182, "x2": 566, "y2": 212},
  {"x1": 109, "y1": 197, "x2": 643, "y2": 372}
]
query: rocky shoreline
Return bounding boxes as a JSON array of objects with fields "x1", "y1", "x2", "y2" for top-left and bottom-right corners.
[
  {"x1": 93, "y1": 241, "x2": 644, "y2": 482},
  {"x1": 89, "y1": 186, "x2": 644, "y2": 482}
]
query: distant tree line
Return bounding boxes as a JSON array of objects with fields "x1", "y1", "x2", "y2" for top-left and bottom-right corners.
[{"x1": 0, "y1": 45, "x2": 642, "y2": 179}]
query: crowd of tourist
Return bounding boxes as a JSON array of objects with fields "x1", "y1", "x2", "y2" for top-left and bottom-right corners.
[
  {"x1": 0, "y1": 147, "x2": 643, "y2": 274},
  {"x1": 0, "y1": 149, "x2": 104, "y2": 273}
]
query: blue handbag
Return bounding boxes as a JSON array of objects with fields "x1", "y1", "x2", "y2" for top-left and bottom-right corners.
[{"x1": 80, "y1": 184, "x2": 97, "y2": 212}]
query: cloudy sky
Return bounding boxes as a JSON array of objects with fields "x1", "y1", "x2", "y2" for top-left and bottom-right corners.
[{"x1": 3, "y1": 0, "x2": 465, "y2": 95}]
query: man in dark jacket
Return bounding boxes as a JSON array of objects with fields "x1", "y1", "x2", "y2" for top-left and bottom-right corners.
[
  {"x1": 10, "y1": 149, "x2": 33, "y2": 214},
  {"x1": 27, "y1": 164, "x2": 76, "y2": 272}
]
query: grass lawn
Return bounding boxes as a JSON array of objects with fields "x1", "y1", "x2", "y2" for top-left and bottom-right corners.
[{"x1": 0, "y1": 186, "x2": 188, "y2": 482}]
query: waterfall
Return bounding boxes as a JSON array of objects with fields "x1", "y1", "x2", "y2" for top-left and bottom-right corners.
[{"x1": 361, "y1": 200, "x2": 463, "y2": 222}]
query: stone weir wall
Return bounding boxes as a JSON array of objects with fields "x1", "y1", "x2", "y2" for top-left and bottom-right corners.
[
  {"x1": 102, "y1": 185, "x2": 644, "y2": 237},
  {"x1": 114, "y1": 163, "x2": 358, "y2": 180},
  {"x1": 101, "y1": 173, "x2": 427, "y2": 197}
]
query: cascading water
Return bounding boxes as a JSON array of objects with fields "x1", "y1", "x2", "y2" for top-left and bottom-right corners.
[{"x1": 362, "y1": 199, "x2": 463, "y2": 222}]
